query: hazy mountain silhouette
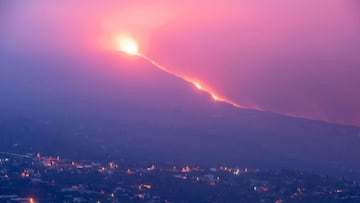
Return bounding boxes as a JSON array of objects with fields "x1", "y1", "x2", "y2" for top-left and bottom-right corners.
[{"x1": 1, "y1": 51, "x2": 360, "y2": 175}]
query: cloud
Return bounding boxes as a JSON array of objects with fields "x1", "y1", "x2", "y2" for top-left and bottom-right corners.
[{"x1": 1, "y1": 0, "x2": 360, "y2": 125}]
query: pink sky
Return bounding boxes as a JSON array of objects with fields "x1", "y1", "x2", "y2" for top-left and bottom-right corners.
[{"x1": 1, "y1": 0, "x2": 360, "y2": 126}]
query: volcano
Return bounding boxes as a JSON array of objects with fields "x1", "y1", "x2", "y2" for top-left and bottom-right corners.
[{"x1": 0, "y1": 51, "x2": 360, "y2": 175}]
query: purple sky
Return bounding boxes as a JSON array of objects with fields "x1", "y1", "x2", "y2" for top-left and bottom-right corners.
[{"x1": 1, "y1": 0, "x2": 360, "y2": 126}]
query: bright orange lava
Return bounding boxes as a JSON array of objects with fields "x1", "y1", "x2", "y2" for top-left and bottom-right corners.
[
  {"x1": 135, "y1": 53, "x2": 244, "y2": 108},
  {"x1": 211, "y1": 94, "x2": 219, "y2": 101},
  {"x1": 115, "y1": 36, "x2": 251, "y2": 110},
  {"x1": 117, "y1": 36, "x2": 139, "y2": 55},
  {"x1": 113, "y1": 37, "x2": 358, "y2": 126},
  {"x1": 193, "y1": 82, "x2": 202, "y2": 90}
]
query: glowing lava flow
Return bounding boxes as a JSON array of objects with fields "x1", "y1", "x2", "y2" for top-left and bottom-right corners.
[
  {"x1": 114, "y1": 37, "x2": 360, "y2": 126},
  {"x1": 135, "y1": 53, "x2": 246, "y2": 109},
  {"x1": 116, "y1": 36, "x2": 257, "y2": 110}
]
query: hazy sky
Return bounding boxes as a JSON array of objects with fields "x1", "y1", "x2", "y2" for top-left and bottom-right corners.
[{"x1": 1, "y1": 0, "x2": 360, "y2": 126}]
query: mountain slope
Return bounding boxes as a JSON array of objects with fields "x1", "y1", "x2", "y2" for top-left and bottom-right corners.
[{"x1": 0, "y1": 51, "x2": 359, "y2": 175}]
